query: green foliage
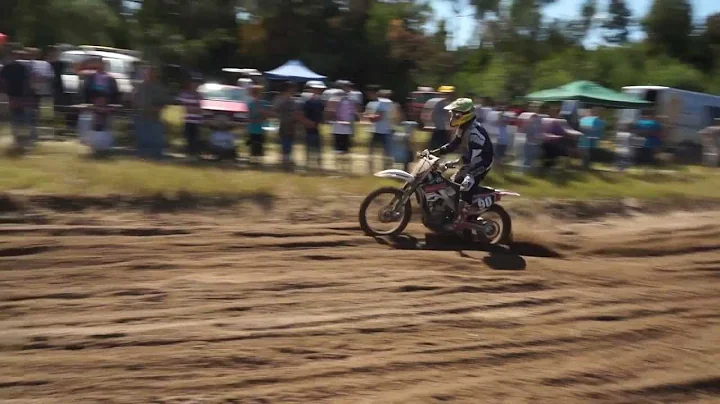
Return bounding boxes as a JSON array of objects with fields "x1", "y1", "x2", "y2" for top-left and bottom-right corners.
[
  {"x1": 603, "y1": 0, "x2": 632, "y2": 44},
  {"x1": 643, "y1": 57, "x2": 706, "y2": 92},
  {"x1": 11, "y1": 0, "x2": 121, "y2": 47},
  {"x1": 2, "y1": 0, "x2": 719, "y2": 100},
  {"x1": 643, "y1": 0, "x2": 692, "y2": 59},
  {"x1": 532, "y1": 55, "x2": 577, "y2": 91}
]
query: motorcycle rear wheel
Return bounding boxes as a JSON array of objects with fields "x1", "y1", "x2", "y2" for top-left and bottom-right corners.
[
  {"x1": 472, "y1": 204, "x2": 513, "y2": 245},
  {"x1": 359, "y1": 187, "x2": 412, "y2": 237}
]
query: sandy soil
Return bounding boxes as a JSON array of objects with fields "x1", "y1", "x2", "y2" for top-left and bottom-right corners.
[{"x1": 0, "y1": 203, "x2": 719, "y2": 404}]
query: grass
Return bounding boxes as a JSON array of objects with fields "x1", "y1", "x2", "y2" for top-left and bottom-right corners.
[
  {"x1": 0, "y1": 142, "x2": 394, "y2": 198},
  {"x1": 1, "y1": 141, "x2": 720, "y2": 201}
]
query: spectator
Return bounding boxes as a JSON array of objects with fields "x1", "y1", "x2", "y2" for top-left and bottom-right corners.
[
  {"x1": 634, "y1": 109, "x2": 662, "y2": 165},
  {"x1": 322, "y1": 81, "x2": 342, "y2": 102},
  {"x1": 131, "y1": 60, "x2": 144, "y2": 84},
  {"x1": 81, "y1": 56, "x2": 119, "y2": 139},
  {"x1": 342, "y1": 80, "x2": 362, "y2": 150},
  {"x1": 395, "y1": 120, "x2": 417, "y2": 172},
  {"x1": 364, "y1": 84, "x2": 393, "y2": 172},
  {"x1": 302, "y1": 81, "x2": 326, "y2": 170},
  {"x1": 615, "y1": 121, "x2": 634, "y2": 171},
  {"x1": 177, "y1": 76, "x2": 204, "y2": 158},
  {"x1": 28, "y1": 48, "x2": 53, "y2": 95},
  {"x1": 429, "y1": 85, "x2": 454, "y2": 150},
  {"x1": 273, "y1": 81, "x2": 299, "y2": 170},
  {"x1": 559, "y1": 100, "x2": 580, "y2": 131},
  {"x1": 133, "y1": 64, "x2": 167, "y2": 160},
  {"x1": 0, "y1": 49, "x2": 31, "y2": 146},
  {"x1": 326, "y1": 82, "x2": 357, "y2": 172},
  {"x1": 237, "y1": 78, "x2": 253, "y2": 92},
  {"x1": 540, "y1": 105, "x2": 581, "y2": 169},
  {"x1": 380, "y1": 88, "x2": 410, "y2": 169},
  {"x1": 208, "y1": 116, "x2": 237, "y2": 162},
  {"x1": 78, "y1": 94, "x2": 114, "y2": 156},
  {"x1": 26, "y1": 47, "x2": 52, "y2": 142},
  {"x1": 700, "y1": 118, "x2": 720, "y2": 167},
  {"x1": 247, "y1": 84, "x2": 270, "y2": 165},
  {"x1": 520, "y1": 102, "x2": 543, "y2": 172},
  {"x1": 578, "y1": 106, "x2": 605, "y2": 169},
  {"x1": 82, "y1": 56, "x2": 119, "y2": 105},
  {"x1": 46, "y1": 46, "x2": 68, "y2": 133},
  {"x1": 381, "y1": 89, "x2": 404, "y2": 142},
  {"x1": 347, "y1": 81, "x2": 363, "y2": 107},
  {"x1": 379, "y1": 89, "x2": 402, "y2": 121},
  {"x1": 300, "y1": 81, "x2": 317, "y2": 101},
  {"x1": 495, "y1": 105, "x2": 510, "y2": 167},
  {"x1": 468, "y1": 92, "x2": 483, "y2": 122},
  {"x1": 477, "y1": 96, "x2": 493, "y2": 123}
]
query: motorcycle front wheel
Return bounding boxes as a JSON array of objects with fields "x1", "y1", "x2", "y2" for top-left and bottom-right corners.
[{"x1": 359, "y1": 187, "x2": 412, "y2": 237}]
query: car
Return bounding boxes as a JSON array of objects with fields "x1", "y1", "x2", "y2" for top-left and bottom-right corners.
[
  {"x1": 198, "y1": 83, "x2": 249, "y2": 125},
  {"x1": 408, "y1": 86, "x2": 441, "y2": 128},
  {"x1": 59, "y1": 45, "x2": 142, "y2": 106},
  {"x1": 221, "y1": 67, "x2": 263, "y2": 86}
]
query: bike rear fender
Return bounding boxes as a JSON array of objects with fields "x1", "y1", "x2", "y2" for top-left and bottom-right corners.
[
  {"x1": 374, "y1": 169, "x2": 414, "y2": 182},
  {"x1": 493, "y1": 190, "x2": 520, "y2": 202}
]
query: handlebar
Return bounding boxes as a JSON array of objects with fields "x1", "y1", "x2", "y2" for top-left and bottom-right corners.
[{"x1": 416, "y1": 150, "x2": 451, "y2": 173}]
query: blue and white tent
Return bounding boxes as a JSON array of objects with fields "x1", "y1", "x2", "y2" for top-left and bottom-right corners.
[{"x1": 264, "y1": 60, "x2": 326, "y2": 82}]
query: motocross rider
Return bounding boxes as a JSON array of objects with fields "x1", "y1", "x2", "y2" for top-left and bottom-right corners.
[{"x1": 424, "y1": 97, "x2": 494, "y2": 229}]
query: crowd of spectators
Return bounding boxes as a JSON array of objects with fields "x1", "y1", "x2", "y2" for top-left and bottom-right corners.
[
  {"x1": 0, "y1": 43, "x2": 409, "y2": 171},
  {"x1": 1, "y1": 43, "x2": 715, "y2": 172}
]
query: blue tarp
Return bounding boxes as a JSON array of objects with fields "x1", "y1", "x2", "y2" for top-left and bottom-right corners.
[{"x1": 264, "y1": 60, "x2": 326, "y2": 81}]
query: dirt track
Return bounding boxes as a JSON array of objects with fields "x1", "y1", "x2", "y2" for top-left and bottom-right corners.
[{"x1": 1, "y1": 203, "x2": 719, "y2": 403}]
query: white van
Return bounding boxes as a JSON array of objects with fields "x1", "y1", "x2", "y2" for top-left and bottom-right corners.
[
  {"x1": 59, "y1": 46, "x2": 142, "y2": 106},
  {"x1": 619, "y1": 86, "x2": 720, "y2": 146}
]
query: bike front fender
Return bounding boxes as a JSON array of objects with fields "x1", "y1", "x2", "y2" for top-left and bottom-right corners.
[{"x1": 374, "y1": 169, "x2": 414, "y2": 183}]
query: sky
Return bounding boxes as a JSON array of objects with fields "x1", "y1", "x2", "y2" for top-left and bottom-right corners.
[{"x1": 430, "y1": 0, "x2": 720, "y2": 49}]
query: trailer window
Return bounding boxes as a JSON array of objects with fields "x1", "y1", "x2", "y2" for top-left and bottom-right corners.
[{"x1": 644, "y1": 89, "x2": 658, "y2": 103}]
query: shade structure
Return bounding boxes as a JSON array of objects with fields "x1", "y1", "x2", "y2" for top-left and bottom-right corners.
[
  {"x1": 526, "y1": 80, "x2": 651, "y2": 109},
  {"x1": 264, "y1": 60, "x2": 326, "y2": 82}
]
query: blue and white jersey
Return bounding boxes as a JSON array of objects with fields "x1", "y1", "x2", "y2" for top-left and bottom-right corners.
[{"x1": 436, "y1": 119, "x2": 494, "y2": 177}]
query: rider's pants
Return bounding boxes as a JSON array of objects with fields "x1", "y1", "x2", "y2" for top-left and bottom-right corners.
[{"x1": 452, "y1": 164, "x2": 492, "y2": 205}]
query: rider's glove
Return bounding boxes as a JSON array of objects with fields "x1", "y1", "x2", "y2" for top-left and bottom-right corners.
[
  {"x1": 460, "y1": 175, "x2": 475, "y2": 192},
  {"x1": 418, "y1": 149, "x2": 430, "y2": 158}
]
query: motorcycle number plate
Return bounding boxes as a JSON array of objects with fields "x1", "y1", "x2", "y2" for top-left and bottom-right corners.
[{"x1": 474, "y1": 194, "x2": 496, "y2": 209}]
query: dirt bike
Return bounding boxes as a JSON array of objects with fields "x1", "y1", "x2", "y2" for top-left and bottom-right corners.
[{"x1": 358, "y1": 151, "x2": 519, "y2": 245}]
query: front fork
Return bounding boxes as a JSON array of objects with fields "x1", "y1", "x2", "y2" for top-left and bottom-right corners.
[{"x1": 393, "y1": 182, "x2": 417, "y2": 210}]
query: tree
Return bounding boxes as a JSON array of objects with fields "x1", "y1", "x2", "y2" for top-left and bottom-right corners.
[
  {"x1": 644, "y1": 56, "x2": 705, "y2": 92},
  {"x1": 602, "y1": 0, "x2": 631, "y2": 44},
  {"x1": 580, "y1": 0, "x2": 597, "y2": 39},
  {"x1": 433, "y1": 19, "x2": 450, "y2": 51},
  {"x1": 706, "y1": 13, "x2": 720, "y2": 68},
  {"x1": 707, "y1": 13, "x2": 720, "y2": 44},
  {"x1": 560, "y1": 0, "x2": 596, "y2": 44},
  {"x1": 643, "y1": 0, "x2": 692, "y2": 59}
]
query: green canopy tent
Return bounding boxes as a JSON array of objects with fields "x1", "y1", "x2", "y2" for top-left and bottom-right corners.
[{"x1": 525, "y1": 80, "x2": 651, "y2": 109}]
